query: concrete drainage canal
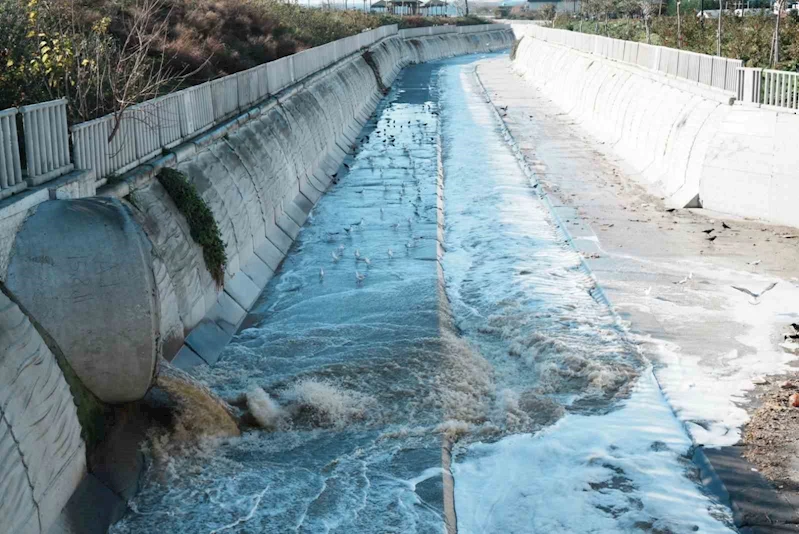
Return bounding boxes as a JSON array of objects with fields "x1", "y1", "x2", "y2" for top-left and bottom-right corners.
[{"x1": 96, "y1": 55, "x2": 738, "y2": 533}]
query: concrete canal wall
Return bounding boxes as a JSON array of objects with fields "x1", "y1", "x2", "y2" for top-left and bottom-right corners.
[
  {"x1": 510, "y1": 25, "x2": 799, "y2": 226},
  {"x1": 0, "y1": 28, "x2": 512, "y2": 534}
]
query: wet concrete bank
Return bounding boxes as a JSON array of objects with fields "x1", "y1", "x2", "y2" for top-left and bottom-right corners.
[
  {"x1": 0, "y1": 30, "x2": 511, "y2": 534},
  {"x1": 477, "y1": 55, "x2": 799, "y2": 533},
  {"x1": 510, "y1": 26, "x2": 799, "y2": 229}
]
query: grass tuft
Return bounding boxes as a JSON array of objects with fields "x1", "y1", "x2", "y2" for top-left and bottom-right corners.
[{"x1": 158, "y1": 168, "x2": 227, "y2": 287}]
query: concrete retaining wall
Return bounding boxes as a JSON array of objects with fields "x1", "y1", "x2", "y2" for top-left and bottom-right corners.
[
  {"x1": 511, "y1": 29, "x2": 799, "y2": 226},
  {"x1": 0, "y1": 290, "x2": 86, "y2": 534},
  {"x1": 0, "y1": 29, "x2": 511, "y2": 534}
]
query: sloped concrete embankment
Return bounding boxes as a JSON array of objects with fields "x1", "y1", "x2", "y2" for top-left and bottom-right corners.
[
  {"x1": 0, "y1": 29, "x2": 512, "y2": 534},
  {"x1": 511, "y1": 32, "x2": 799, "y2": 227}
]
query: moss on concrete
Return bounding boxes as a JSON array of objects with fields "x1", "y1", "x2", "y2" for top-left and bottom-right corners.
[
  {"x1": 158, "y1": 168, "x2": 227, "y2": 287},
  {"x1": 362, "y1": 50, "x2": 389, "y2": 95}
]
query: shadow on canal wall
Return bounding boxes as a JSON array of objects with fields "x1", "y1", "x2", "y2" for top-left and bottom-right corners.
[
  {"x1": 510, "y1": 29, "x2": 799, "y2": 227},
  {"x1": 0, "y1": 29, "x2": 512, "y2": 534}
]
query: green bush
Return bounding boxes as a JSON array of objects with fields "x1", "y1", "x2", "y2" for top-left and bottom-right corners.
[{"x1": 157, "y1": 168, "x2": 227, "y2": 287}]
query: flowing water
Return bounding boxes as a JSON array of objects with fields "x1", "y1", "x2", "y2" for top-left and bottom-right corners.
[{"x1": 112, "y1": 55, "x2": 734, "y2": 534}]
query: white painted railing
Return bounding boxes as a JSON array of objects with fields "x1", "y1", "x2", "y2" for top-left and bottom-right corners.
[
  {"x1": 0, "y1": 108, "x2": 25, "y2": 199},
  {"x1": 19, "y1": 99, "x2": 73, "y2": 185},
  {"x1": 518, "y1": 25, "x2": 742, "y2": 94},
  {"x1": 399, "y1": 23, "x2": 508, "y2": 39},
  {"x1": 762, "y1": 69, "x2": 799, "y2": 109},
  {"x1": 736, "y1": 67, "x2": 799, "y2": 111},
  {"x1": 1, "y1": 22, "x2": 509, "y2": 195}
]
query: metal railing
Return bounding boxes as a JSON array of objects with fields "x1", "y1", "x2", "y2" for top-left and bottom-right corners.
[
  {"x1": 0, "y1": 22, "x2": 510, "y2": 195},
  {"x1": 518, "y1": 24, "x2": 742, "y2": 94}
]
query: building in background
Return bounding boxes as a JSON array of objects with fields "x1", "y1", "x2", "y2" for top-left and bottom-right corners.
[
  {"x1": 370, "y1": 0, "x2": 388, "y2": 11},
  {"x1": 421, "y1": 0, "x2": 450, "y2": 15},
  {"x1": 526, "y1": 0, "x2": 581, "y2": 12}
]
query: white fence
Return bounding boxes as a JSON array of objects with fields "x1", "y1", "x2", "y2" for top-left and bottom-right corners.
[
  {"x1": 0, "y1": 108, "x2": 24, "y2": 199},
  {"x1": 737, "y1": 67, "x2": 799, "y2": 111},
  {"x1": 19, "y1": 99, "x2": 73, "y2": 185},
  {"x1": 519, "y1": 25, "x2": 742, "y2": 94},
  {"x1": 399, "y1": 23, "x2": 508, "y2": 39},
  {"x1": 0, "y1": 22, "x2": 509, "y2": 194}
]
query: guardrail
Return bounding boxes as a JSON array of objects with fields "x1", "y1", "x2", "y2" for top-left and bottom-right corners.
[
  {"x1": 0, "y1": 108, "x2": 25, "y2": 199},
  {"x1": 737, "y1": 67, "x2": 799, "y2": 111},
  {"x1": 0, "y1": 22, "x2": 510, "y2": 195},
  {"x1": 517, "y1": 24, "x2": 742, "y2": 94},
  {"x1": 398, "y1": 23, "x2": 508, "y2": 39},
  {"x1": 19, "y1": 99, "x2": 73, "y2": 185}
]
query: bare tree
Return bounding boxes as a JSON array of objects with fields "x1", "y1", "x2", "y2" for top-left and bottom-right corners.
[
  {"x1": 640, "y1": 0, "x2": 655, "y2": 43},
  {"x1": 771, "y1": 0, "x2": 784, "y2": 65},
  {"x1": 717, "y1": 0, "x2": 723, "y2": 56}
]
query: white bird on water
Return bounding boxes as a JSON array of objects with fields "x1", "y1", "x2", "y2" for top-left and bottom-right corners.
[
  {"x1": 354, "y1": 249, "x2": 361, "y2": 259},
  {"x1": 319, "y1": 267, "x2": 325, "y2": 280},
  {"x1": 363, "y1": 257, "x2": 371, "y2": 267},
  {"x1": 732, "y1": 282, "x2": 778, "y2": 305},
  {"x1": 355, "y1": 270, "x2": 366, "y2": 284},
  {"x1": 387, "y1": 248, "x2": 394, "y2": 259},
  {"x1": 331, "y1": 251, "x2": 340, "y2": 262}
]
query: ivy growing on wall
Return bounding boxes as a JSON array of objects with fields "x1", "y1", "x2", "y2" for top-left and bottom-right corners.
[{"x1": 158, "y1": 168, "x2": 227, "y2": 287}]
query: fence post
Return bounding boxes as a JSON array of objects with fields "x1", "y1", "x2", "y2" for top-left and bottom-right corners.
[
  {"x1": 0, "y1": 107, "x2": 25, "y2": 199},
  {"x1": 736, "y1": 67, "x2": 762, "y2": 105},
  {"x1": 19, "y1": 99, "x2": 73, "y2": 186}
]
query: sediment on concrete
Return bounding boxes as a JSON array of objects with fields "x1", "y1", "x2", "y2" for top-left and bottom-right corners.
[
  {"x1": 0, "y1": 29, "x2": 511, "y2": 534},
  {"x1": 510, "y1": 28, "x2": 799, "y2": 228}
]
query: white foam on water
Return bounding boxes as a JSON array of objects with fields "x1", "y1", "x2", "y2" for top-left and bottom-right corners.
[
  {"x1": 638, "y1": 263, "x2": 799, "y2": 448},
  {"x1": 453, "y1": 369, "x2": 735, "y2": 534},
  {"x1": 246, "y1": 387, "x2": 286, "y2": 430},
  {"x1": 283, "y1": 378, "x2": 378, "y2": 428}
]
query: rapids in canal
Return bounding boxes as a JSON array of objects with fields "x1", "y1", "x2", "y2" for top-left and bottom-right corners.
[{"x1": 112, "y1": 54, "x2": 735, "y2": 534}]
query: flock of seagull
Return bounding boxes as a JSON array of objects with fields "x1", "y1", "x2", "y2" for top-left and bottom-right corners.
[{"x1": 315, "y1": 107, "x2": 436, "y2": 287}]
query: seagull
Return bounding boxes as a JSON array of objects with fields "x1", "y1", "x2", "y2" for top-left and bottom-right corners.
[
  {"x1": 732, "y1": 282, "x2": 777, "y2": 304},
  {"x1": 363, "y1": 257, "x2": 371, "y2": 267},
  {"x1": 405, "y1": 240, "x2": 414, "y2": 249},
  {"x1": 644, "y1": 286, "x2": 652, "y2": 296},
  {"x1": 387, "y1": 248, "x2": 394, "y2": 259},
  {"x1": 748, "y1": 259, "x2": 761, "y2": 266},
  {"x1": 354, "y1": 249, "x2": 361, "y2": 259},
  {"x1": 355, "y1": 270, "x2": 366, "y2": 284},
  {"x1": 675, "y1": 273, "x2": 693, "y2": 285},
  {"x1": 331, "y1": 251, "x2": 341, "y2": 262},
  {"x1": 319, "y1": 268, "x2": 325, "y2": 280}
]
